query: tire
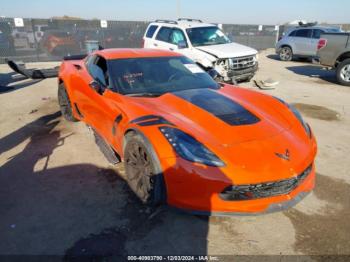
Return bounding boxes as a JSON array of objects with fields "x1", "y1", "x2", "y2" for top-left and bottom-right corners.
[
  {"x1": 123, "y1": 132, "x2": 166, "y2": 206},
  {"x1": 336, "y1": 58, "x2": 350, "y2": 86},
  {"x1": 279, "y1": 46, "x2": 293, "y2": 61},
  {"x1": 58, "y1": 83, "x2": 78, "y2": 122},
  {"x1": 93, "y1": 130, "x2": 120, "y2": 165}
]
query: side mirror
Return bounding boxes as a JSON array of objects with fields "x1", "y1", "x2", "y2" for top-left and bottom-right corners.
[
  {"x1": 89, "y1": 80, "x2": 103, "y2": 94},
  {"x1": 177, "y1": 40, "x2": 187, "y2": 49},
  {"x1": 207, "y1": 69, "x2": 219, "y2": 80}
]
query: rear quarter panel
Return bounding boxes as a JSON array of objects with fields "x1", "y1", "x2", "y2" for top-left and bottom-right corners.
[{"x1": 58, "y1": 60, "x2": 86, "y2": 106}]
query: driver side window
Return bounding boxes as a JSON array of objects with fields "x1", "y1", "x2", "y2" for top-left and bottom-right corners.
[
  {"x1": 170, "y1": 29, "x2": 187, "y2": 46},
  {"x1": 87, "y1": 55, "x2": 109, "y2": 87}
]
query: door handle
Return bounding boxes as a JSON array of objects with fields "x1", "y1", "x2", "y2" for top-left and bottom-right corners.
[
  {"x1": 169, "y1": 47, "x2": 174, "y2": 51},
  {"x1": 153, "y1": 43, "x2": 158, "y2": 47}
]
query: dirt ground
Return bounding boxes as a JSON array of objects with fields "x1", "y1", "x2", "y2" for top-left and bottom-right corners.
[{"x1": 0, "y1": 49, "x2": 350, "y2": 258}]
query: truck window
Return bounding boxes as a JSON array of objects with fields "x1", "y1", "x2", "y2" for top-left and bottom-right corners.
[
  {"x1": 186, "y1": 26, "x2": 230, "y2": 47},
  {"x1": 170, "y1": 28, "x2": 187, "y2": 46},
  {"x1": 295, "y1": 29, "x2": 312, "y2": 38},
  {"x1": 312, "y1": 29, "x2": 324, "y2": 39},
  {"x1": 146, "y1": 25, "x2": 158, "y2": 38},
  {"x1": 289, "y1": 30, "x2": 297, "y2": 37},
  {"x1": 155, "y1": 27, "x2": 172, "y2": 42}
]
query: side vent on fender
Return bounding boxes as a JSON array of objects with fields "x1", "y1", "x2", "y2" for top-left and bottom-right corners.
[
  {"x1": 130, "y1": 115, "x2": 174, "y2": 127},
  {"x1": 74, "y1": 103, "x2": 84, "y2": 118},
  {"x1": 112, "y1": 114, "x2": 123, "y2": 135}
]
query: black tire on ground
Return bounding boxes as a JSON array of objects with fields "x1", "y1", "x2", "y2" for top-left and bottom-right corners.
[
  {"x1": 58, "y1": 83, "x2": 78, "y2": 122},
  {"x1": 279, "y1": 46, "x2": 293, "y2": 61},
  {"x1": 93, "y1": 130, "x2": 120, "y2": 165},
  {"x1": 336, "y1": 58, "x2": 350, "y2": 86},
  {"x1": 123, "y1": 132, "x2": 166, "y2": 206}
]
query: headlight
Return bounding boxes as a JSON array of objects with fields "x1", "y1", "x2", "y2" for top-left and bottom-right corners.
[
  {"x1": 159, "y1": 127, "x2": 225, "y2": 167},
  {"x1": 274, "y1": 97, "x2": 311, "y2": 137}
]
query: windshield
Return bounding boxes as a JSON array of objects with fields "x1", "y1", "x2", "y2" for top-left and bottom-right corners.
[
  {"x1": 186, "y1": 26, "x2": 231, "y2": 47},
  {"x1": 108, "y1": 56, "x2": 219, "y2": 96}
]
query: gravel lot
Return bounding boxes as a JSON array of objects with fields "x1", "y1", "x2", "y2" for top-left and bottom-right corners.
[{"x1": 0, "y1": 49, "x2": 350, "y2": 258}]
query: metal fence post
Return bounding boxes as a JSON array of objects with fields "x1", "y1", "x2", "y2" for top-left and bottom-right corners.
[
  {"x1": 30, "y1": 19, "x2": 40, "y2": 62},
  {"x1": 275, "y1": 25, "x2": 280, "y2": 44}
]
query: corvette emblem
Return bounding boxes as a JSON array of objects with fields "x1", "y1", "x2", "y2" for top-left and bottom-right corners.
[{"x1": 275, "y1": 149, "x2": 290, "y2": 161}]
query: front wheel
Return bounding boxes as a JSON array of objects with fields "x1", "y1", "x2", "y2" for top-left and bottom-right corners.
[
  {"x1": 336, "y1": 58, "x2": 350, "y2": 86},
  {"x1": 123, "y1": 132, "x2": 166, "y2": 206},
  {"x1": 279, "y1": 46, "x2": 293, "y2": 61}
]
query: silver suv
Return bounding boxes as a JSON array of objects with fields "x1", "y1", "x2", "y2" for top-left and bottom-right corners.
[{"x1": 276, "y1": 25, "x2": 341, "y2": 61}]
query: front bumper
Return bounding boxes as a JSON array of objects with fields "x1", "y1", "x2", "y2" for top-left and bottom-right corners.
[
  {"x1": 172, "y1": 191, "x2": 311, "y2": 217},
  {"x1": 227, "y1": 63, "x2": 258, "y2": 81},
  {"x1": 162, "y1": 158, "x2": 316, "y2": 215}
]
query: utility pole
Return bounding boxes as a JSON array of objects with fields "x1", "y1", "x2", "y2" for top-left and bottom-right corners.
[{"x1": 176, "y1": 0, "x2": 181, "y2": 19}]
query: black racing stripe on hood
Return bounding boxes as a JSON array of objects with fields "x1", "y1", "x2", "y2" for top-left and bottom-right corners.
[{"x1": 172, "y1": 88, "x2": 260, "y2": 126}]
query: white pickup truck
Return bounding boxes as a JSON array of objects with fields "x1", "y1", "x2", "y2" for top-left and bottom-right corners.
[{"x1": 143, "y1": 19, "x2": 258, "y2": 83}]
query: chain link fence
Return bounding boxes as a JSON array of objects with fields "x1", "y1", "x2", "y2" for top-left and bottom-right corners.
[{"x1": 1, "y1": 17, "x2": 348, "y2": 64}]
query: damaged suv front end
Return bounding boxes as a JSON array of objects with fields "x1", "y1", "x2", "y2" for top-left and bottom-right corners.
[
  {"x1": 187, "y1": 26, "x2": 259, "y2": 83},
  {"x1": 213, "y1": 55, "x2": 258, "y2": 83}
]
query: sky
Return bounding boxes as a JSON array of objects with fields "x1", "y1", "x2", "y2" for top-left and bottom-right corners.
[{"x1": 0, "y1": 0, "x2": 348, "y2": 25}]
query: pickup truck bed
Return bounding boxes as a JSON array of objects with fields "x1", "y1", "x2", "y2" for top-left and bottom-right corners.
[
  {"x1": 318, "y1": 33, "x2": 350, "y2": 67},
  {"x1": 317, "y1": 32, "x2": 350, "y2": 86}
]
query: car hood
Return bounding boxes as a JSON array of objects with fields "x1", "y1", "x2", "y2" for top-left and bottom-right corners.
[
  {"x1": 131, "y1": 87, "x2": 295, "y2": 147},
  {"x1": 196, "y1": 42, "x2": 258, "y2": 58},
  {"x1": 119, "y1": 87, "x2": 315, "y2": 184}
]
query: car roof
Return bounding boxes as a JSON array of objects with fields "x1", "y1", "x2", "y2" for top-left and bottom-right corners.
[
  {"x1": 94, "y1": 48, "x2": 183, "y2": 60},
  {"x1": 286, "y1": 25, "x2": 340, "y2": 32},
  {"x1": 149, "y1": 19, "x2": 216, "y2": 30}
]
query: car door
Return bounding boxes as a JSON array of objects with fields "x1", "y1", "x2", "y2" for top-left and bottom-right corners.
[
  {"x1": 73, "y1": 55, "x2": 122, "y2": 145},
  {"x1": 143, "y1": 24, "x2": 159, "y2": 48},
  {"x1": 168, "y1": 28, "x2": 193, "y2": 59},
  {"x1": 153, "y1": 26, "x2": 194, "y2": 59},
  {"x1": 293, "y1": 29, "x2": 313, "y2": 55},
  {"x1": 152, "y1": 26, "x2": 173, "y2": 50}
]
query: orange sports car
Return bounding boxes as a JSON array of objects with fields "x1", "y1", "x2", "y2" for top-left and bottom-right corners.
[{"x1": 58, "y1": 48, "x2": 317, "y2": 215}]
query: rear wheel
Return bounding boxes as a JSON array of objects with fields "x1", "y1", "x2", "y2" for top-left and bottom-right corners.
[
  {"x1": 336, "y1": 58, "x2": 350, "y2": 86},
  {"x1": 124, "y1": 132, "x2": 166, "y2": 206},
  {"x1": 58, "y1": 83, "x2": 78, "y2": 122},
  {"x1": 279, "y1": 46, "x2": 293, "y2": 61}
]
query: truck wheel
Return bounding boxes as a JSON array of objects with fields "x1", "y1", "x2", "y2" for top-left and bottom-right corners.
[
  {"x1": 123, "y1": 132, "x2": 166, "y2": 206},
  {"x1": 279, "y1": 46, "x2": 293, "y2": 61},
  {"x1": 58, "y1": 83, "x2": 78, "y2": 122},
  {"x1": 336, "y1": 58, "x2": 350, "y2": 86}
]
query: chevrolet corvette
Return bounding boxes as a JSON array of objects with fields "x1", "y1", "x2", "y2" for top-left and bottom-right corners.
[{"x1": 58, "y1": 48, "x2": 317, "y2": 215}]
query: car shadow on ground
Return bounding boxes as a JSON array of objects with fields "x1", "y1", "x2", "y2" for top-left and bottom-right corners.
[
  {"x1": 267, "y1": 54, "x2": 312, "y2": 63},
  {"x1": 266, "y1": 54, "x2": 281, "y2": 61},
  {"x1": 0, "y1": 110, "x2": 215, "y2": 258},
  {"x1": 286, "y1": 65, "x2": 337, "y2": 84},
  {"x1": 0, "y1": 72, "x2": 42, "y2": 93}
]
